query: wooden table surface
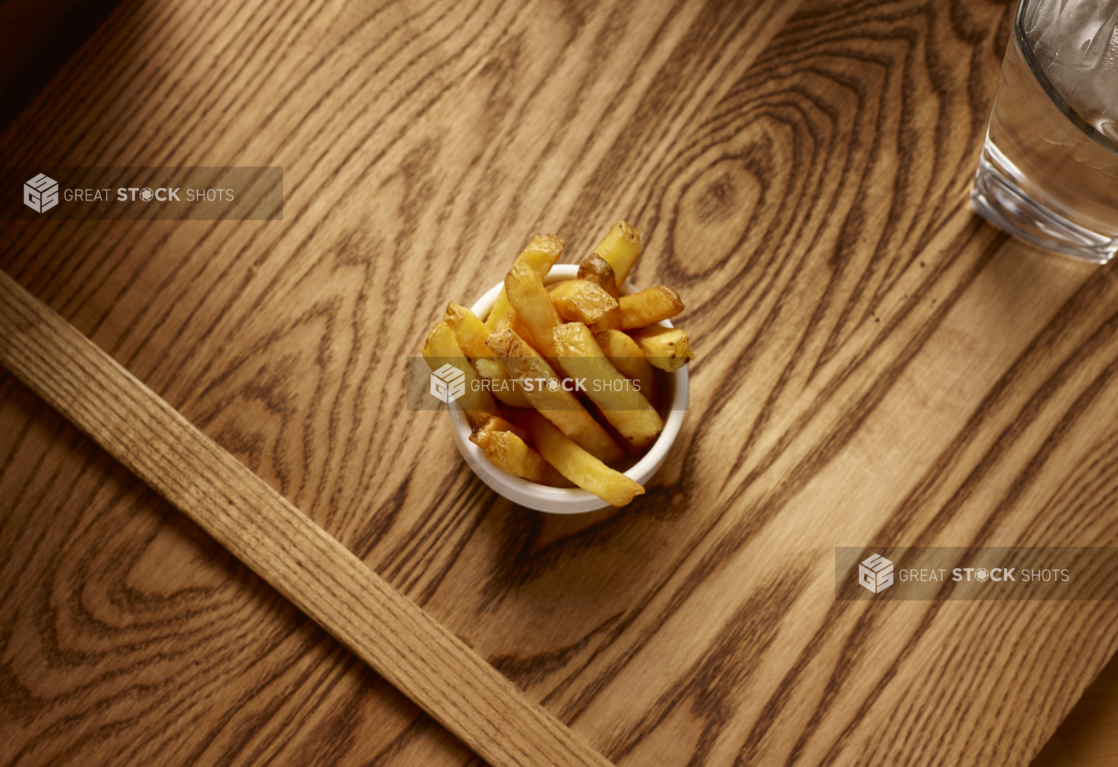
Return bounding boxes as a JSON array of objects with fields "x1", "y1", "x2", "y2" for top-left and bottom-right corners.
[{"x1": 2, "y1": 0, "x2": 1118, "y2": 765}]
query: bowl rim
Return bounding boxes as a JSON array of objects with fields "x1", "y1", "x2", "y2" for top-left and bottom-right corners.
[{"x1": 448, "y1": 264, "x2": 689, "y2": 513}]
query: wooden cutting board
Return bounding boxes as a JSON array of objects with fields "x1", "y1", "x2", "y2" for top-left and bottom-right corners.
[{"x1": 2, "y1": 0, "x2": 1117, "y2": 765}]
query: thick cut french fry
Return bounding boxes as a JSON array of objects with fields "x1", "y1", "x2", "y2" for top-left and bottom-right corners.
[
  {"x1": 519, "y1": 411, "x2": 644, "y2": 506},
  {"x1": 486, "y1": 328, "x2": 625, "y2": 464},
  {"x1": 485, "y1": 294, "x2": 514, "y2": 330},
  {"x1": 474, "y1": 358, "x2": 531, "y2": 408},
  {"x1": 630, "y1": 326, "x2": 694, "y2": 372},
  {"x1": 504, "y1": 261, "x2": 561, "y2": 358},
  {"x1": 579, "y1": 253, "x2": 622, "y2": 331},
  {"x1": 485, "y1": 234, "x2": 565, "y2": 330},
  {"x1": 481, "y1": 430, "x2": 570, "y2": 486},
  {"x1": 442, "y1": 302, "x2": 490, "y2": 358},
  {"x1": 553, "y1": 323, "x2": 663, "y2": 448},
  {"x1": 592, "y1": 221, "x2": 641, "y2": 286},
  {"x1": 421, "y1": 322, "x2": 497, "y2": 425},
  {"x1": 550, "y1": 280, "x2": 618, "y2": 324},
  {"x1": 619, "y1": 286, "x2": 684, "y2": 330},
  {"x1": 577, "y1": 253, "x2": 619, "y2": 297},
  {"x1": 591, "y1": 311, "x2": 622, "y2": 333},
  {"x1": 492, "y1": 310, "x2": 536, "y2": 349},
  {"x1": 469, "y1": 414, "x2": 530, "y2": 449},
  {"x1": 593, "y1": 329, "x2": 659, "y2": 406}
]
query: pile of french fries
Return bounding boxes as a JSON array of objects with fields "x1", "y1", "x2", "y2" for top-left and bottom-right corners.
[{"x1": 422, "y1": 221, "x2": 693, "y2": 507}]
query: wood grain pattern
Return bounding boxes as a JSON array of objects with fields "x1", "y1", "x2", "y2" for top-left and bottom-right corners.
[
  {"x1": 3, "y1": 0, "x2": 1118, "y2": 765},
  {"x1": 0, "y1": 268, "x2": 611, "y2": 767},
  {"x1": 0, "y1": 370, "x2": 480, "y2": 767}
]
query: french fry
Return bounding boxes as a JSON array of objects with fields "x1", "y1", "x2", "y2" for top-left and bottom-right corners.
[
  {"x1": 421, "y1": 322, "x2": 497, "y2": 425},
  {"x1": 550, "y1": 280, "x2": 618, "y2": 324},
  {"x1": 486, "y1": 328, "x2": 625, "y2": 464},
  {"x1": 469, "y1": 414, "x2": 530, "y2": 449},
  {"x1": 504, "y1": 261, "x2": 562, "y2": 358},
  {"x1": 593, "y1": 329, "x2": 659, "y2": 406},
  {"x1": 592, "y1": 221, "x2": 641, "y2": 286},
  {"x1": 470, "y1": 416, "x2": 571, "y2": 486},
  {"x1": 485, "y1": 234, "x2": 565, "y2": 330},
  {"x1": 619, "y1": 286, "x2": 684, "y2": 330},
  {"x1": 493, "y1": 309, "x2": 536, "y2": 348},
  {"x1": 579, "y1": 253, "x2": 622, "y2": 331},
  {"x1": 519, "y1": 411, "x2": 644, "y2": 506},
  {"x1": 591, "y1": 312, "x2": 622, "y2": 333},
  {"x1": 577, "y1": 253, "x2": 619, "y2": 297},
  {"x1": 553, "y1": 323, "x2": 663, "y2": 448},
  {"x1": 442, "y1": 302, "x2": 490, "y2": 358},
  {"x1": 630, "y1": 326, "x2": 694, "y2": 372},
  {"x1": 482, "y1": 430, "x2": 570, "y2": 486},
  {"x1": 473, "y1": 358, "x2": 531, "y2": 408}
]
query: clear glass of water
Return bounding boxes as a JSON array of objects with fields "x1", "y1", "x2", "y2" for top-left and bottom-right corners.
[{"x1": 971, "y1": 0, "x2": 1118, "y2": 264}]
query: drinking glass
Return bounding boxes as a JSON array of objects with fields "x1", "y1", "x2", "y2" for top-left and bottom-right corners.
[{"x1": 971, "y1": 0, "x2": 1118, "y2": 264}]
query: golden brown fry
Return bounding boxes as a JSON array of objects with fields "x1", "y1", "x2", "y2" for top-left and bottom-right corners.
[
  {"x1": 504, "y1": 261, "x2": 561, "y2": 358},
  {"x1": 421, "y1": 322, "x2": 497, "y2": 425},
  {"x1": 481, "y1": 430, "x2": 570, "y2": 486},
  {"x1": 519, "y1": 411, "x2": 644, "y2": 506},
  {"x1": 593, "y1": 329, "x2": 659, "y2": 406},
  {"x1": 493, "y1": 308, "x2": 536, "y2": 347},
  {"x1": 591, "y1": 311, "x2": 622, "y2": 333},
  {"x1": 620, "y1": 286, "x2": 684, "y2": 330},
  {"x1": 629, "y1": 326, "x2": 694, "y2": 372},
  {"x1": 577, "y1": 253, "x2": 619, "y2": 297},
  {"x1": 550, "y1": 280, "x2": 619, "y2": 324},
  {"x1": 469, "y1": 414, "x2": 530, "y2": 449},
  {"x1": 486, "y1": 328, "x2": 625, "y2": 464},
  {"x1": 490, "y1": 311, "x2": 541, "y2": 395},
  {"x1": 485, "y1": 293, "x2": 514, "y2": 330},
  {"x1": 485, "y1": 234, "x2": 565, "y2": 330},
  {"x1": 553, "y1": 323, "x2": 663, "y2": 449},
  {"x1": 473, "y1": 358, "x2": 531, "y2": 408},
  {"x1": 592, "y1": 221, "x2": 641, "y2": 287},
  {"x1": 442, "y1": 302, "x2": 490, "y2": 358},
  {"x1": 579, "y1": 253, "x2": 622, "y2": 331}
]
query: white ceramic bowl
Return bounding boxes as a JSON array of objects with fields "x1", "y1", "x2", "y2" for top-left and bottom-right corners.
[{"x1": 448, "y1": 264, "x2": 689, "y2": 513}]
